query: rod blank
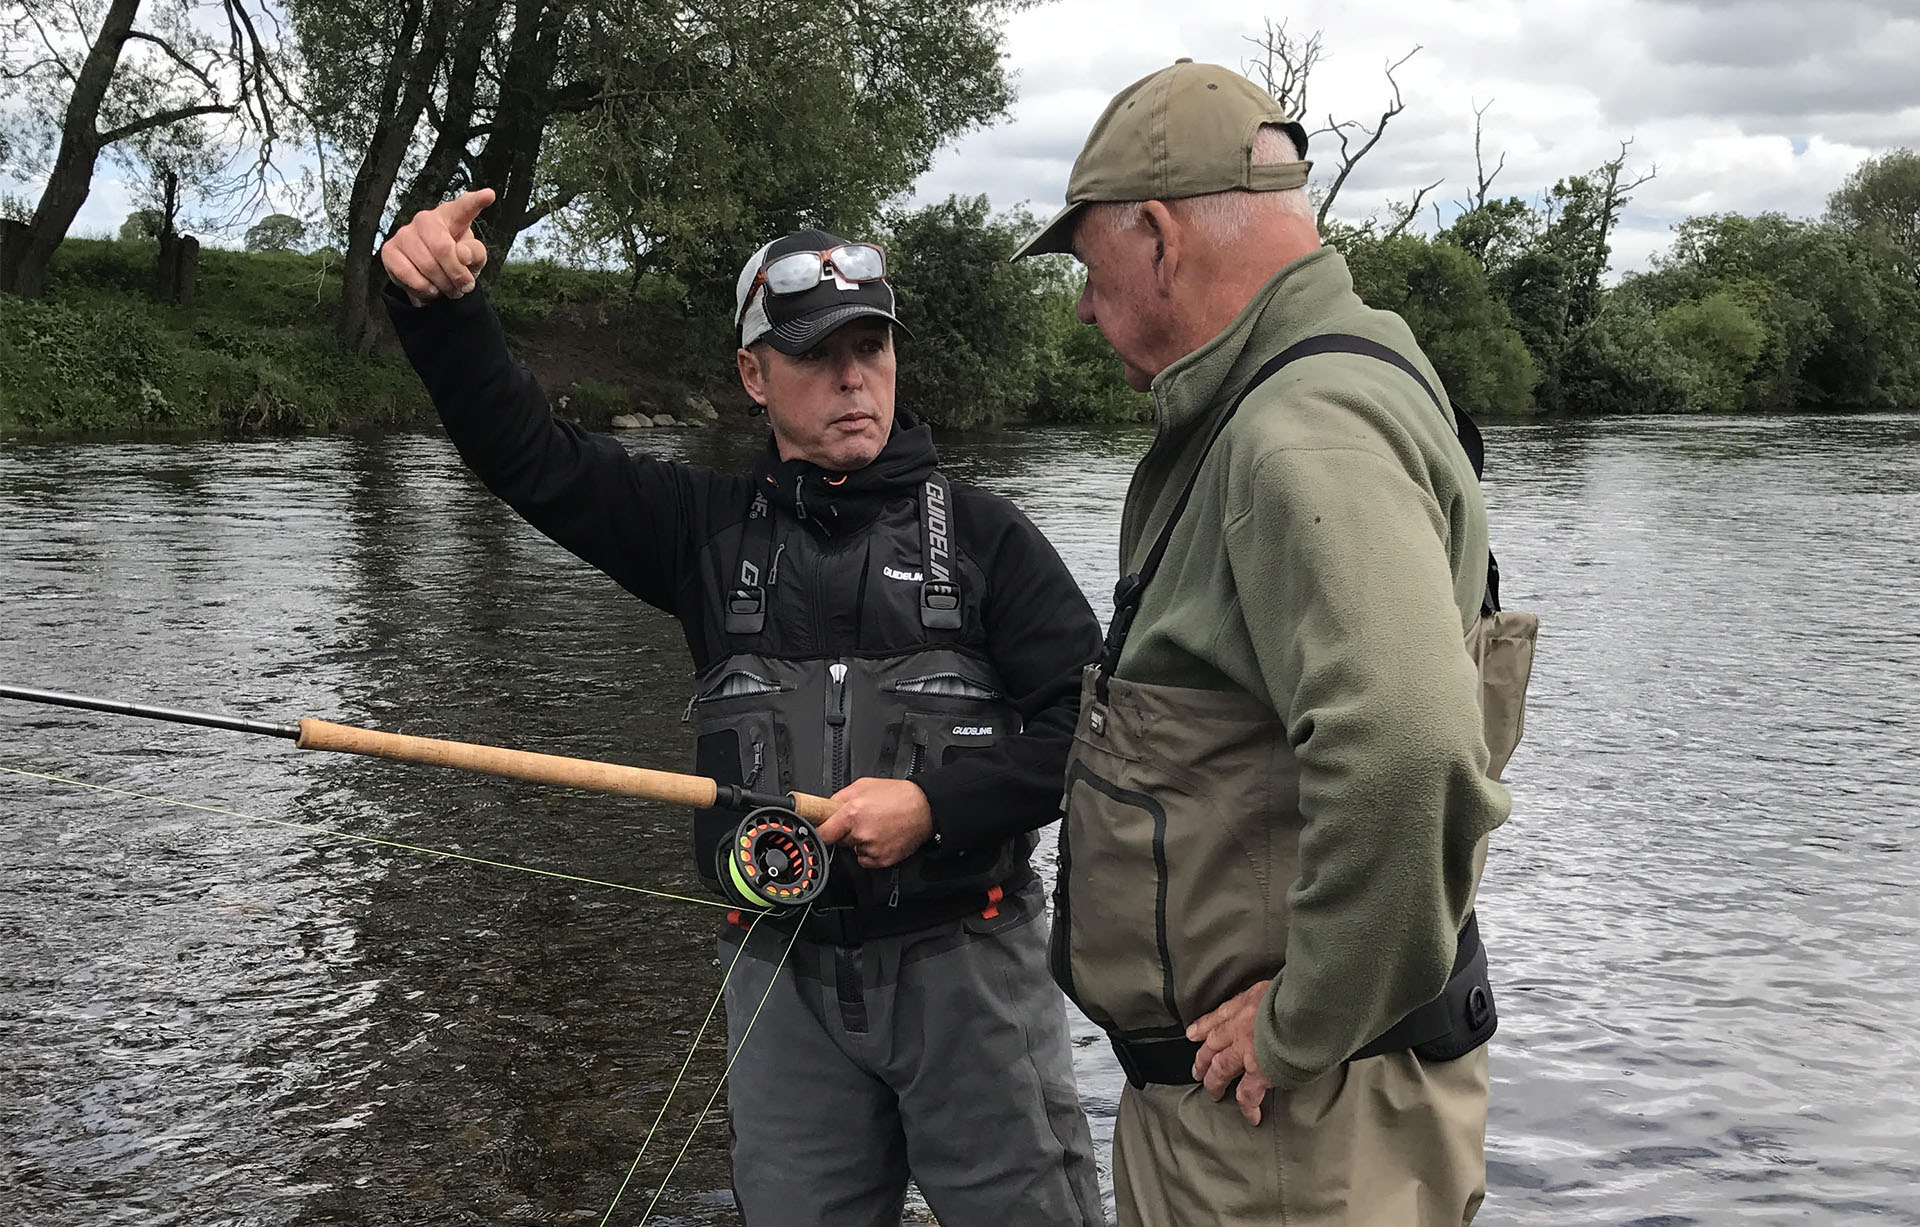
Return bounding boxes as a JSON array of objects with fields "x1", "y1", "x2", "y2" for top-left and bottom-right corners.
[{"x1": 0, "y1": 683, "x2": 301, "y2": 739}]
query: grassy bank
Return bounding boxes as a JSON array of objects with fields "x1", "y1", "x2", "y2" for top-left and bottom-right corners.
[{"x1": 0, "y1": 240, "x2": 758, "y2": 438}]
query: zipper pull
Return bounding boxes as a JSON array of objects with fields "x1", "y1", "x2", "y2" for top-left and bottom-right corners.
[
  {"x1": 887, "y1": 867, "x2": 901, "y2": 908},
  {"x1": 827, "y1": 661, "x2": 849, "y2": 727},
  {"x1": 680, "y1": 693, "x2": 697, "y2": 722}
]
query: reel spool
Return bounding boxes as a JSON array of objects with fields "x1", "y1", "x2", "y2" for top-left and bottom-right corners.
[{"x1": 719, "y1": 806, "x2": 829, "y2": 912}]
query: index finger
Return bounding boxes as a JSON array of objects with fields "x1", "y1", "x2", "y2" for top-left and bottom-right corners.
[{"x1": 441, "y1": 188, "x2": 497, "y2": 236}]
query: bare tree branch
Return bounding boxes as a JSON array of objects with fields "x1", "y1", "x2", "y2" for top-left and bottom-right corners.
[
  {"x1": 98, "y1": 103, "x2": 235, "y2": 148},
  {"x1": 1242, "y1": 19, "x2": 1321, "y2": 123},
  {"x1": 1383, "y1": 177, "x2": 1443, "y2": 240},
  {"x1": 0, "y1": 55, "x2": 69, "y2": 82},
  {"x1": 122, "y1": 30, "x2": 221, "y2": 97},
  {"x1": 520, "y1": 187, "x2": 580, "y2": 231},
  {"x1": 1316, "y1": 46, "x2": 1419, "y2": 228},
  {"x1": 21, "y1": 4, "x2": 82, "y2": 86},
  {"x1": 1471, "y1": 98, "x2": 1504, "y2": 210}
]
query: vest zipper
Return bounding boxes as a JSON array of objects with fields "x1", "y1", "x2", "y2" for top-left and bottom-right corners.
[{"x1": 827, "y1": 661, "x2": 850, "y2": 792}]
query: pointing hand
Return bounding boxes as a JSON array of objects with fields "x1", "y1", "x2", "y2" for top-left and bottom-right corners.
[{"x1": 380, "y1": 188, "x2": 496, "y2": 308}]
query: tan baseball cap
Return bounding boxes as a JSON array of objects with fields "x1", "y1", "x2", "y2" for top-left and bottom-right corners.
[{"x1": 1012, "y1": 59, "x2": 1311, "y2": 260}]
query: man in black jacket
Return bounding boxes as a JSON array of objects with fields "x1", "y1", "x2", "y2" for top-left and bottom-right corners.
[{"x1": 381, "y1": 189, "x2": 1105, "y2": 1227}]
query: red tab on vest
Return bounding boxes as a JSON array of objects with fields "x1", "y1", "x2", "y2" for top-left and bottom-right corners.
[{"x1": 981, "y1": 884, "x2": 1004, "y2": 920}]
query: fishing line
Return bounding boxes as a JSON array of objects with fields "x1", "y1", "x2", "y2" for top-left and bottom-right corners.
[
  {"x1": 0, "y1": 764, "x2": 732, "y2": 910},
  {"x1": 3, "y1": 760, "x2": 825, "y2": 1221},
  {"x1": 630, "y1": 906, "x2": 812, "y2": 1227},
  {"x1": 593, "y1": 902, "x2": 806, "y2": 1227}
]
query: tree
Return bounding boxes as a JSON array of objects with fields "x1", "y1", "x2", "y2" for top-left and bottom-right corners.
[
  {"x1": 1342, "y1": 232, "x2": 1538, "y2": 415},
  {"x1": 1243, "y1": 20, "x2": 1424, "y2": 227},
  {"x1": 1636, "y1": 212, "x2": 1920, "y2": 412},
  {"x1": 0, "y1": 0, "x2": 291, "y2": 298},
  {"x1": 1827, "y1": 148, "x2": 1920, "y2": 284},
  {"x1": 1488, "y1": 143, "x2": 1656, "y2": 410},
  {"x1": 245, "y1": 211, "x2": 305, "y2": 251},
  {"x1": 289, "y1": 0, "x2": 465, "y2": 351},
  {"x1": 1653, "y1": 291, "x2": 1767, "y2": 414},
  {"x1": 883, "y1": 195, "x2": 1049, "y2": 429},
  {"x1": 293, "y1": 0, "x2": 1020, "y2": 354},
  {"x1": 118, "y1": 208, "x2": 163, "y2": 240},
  {"x1": 546, "y1": 0, "x2": 1018, "y2": 318}
]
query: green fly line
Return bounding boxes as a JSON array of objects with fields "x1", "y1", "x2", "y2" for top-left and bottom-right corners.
[
  {"x1": 2, "y1": 761, "x2": 813, "y2": 1224},
  {"x1": 0, "y1": 764, "x2": 731, "y2": 909},
  {"x1": 597, "y1": 904, "x2": 812, "y2": 1227}
]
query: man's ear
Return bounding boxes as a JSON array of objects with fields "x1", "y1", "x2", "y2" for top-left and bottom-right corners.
[
  {"x1": 1139, "y1": 200, "x2": 1181, "y2": 291},
  {"x1": 736, "y1": 346, "x2": 770, "y2": 406}
]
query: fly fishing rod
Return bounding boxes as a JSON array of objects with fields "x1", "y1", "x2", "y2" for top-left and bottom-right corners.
[{"x1": 0, "y1": 682, "x2": 830, "y2": 912}]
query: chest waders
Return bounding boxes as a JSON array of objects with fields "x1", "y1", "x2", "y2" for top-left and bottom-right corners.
[
  {"x1": 686, "y1": 472, "x2": 1029, "y2": 940},
  {"x1": 1056, "y1": 335, "x2": 1540, "y2": 1087}
]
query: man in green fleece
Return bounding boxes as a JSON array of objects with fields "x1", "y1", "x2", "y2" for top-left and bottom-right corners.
[{"x1": 1014, "y1": 60, "x2": 1538, "y2": 1226}]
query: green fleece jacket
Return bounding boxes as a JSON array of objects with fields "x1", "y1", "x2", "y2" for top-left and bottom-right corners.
[{"x1": 1117, "y1": 246, "x2": 1513, "y2": 1089}]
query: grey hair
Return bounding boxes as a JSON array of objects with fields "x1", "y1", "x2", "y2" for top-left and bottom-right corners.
[{"x1": 1096, "y1": 123, "x2": 1313, "y2": 242}]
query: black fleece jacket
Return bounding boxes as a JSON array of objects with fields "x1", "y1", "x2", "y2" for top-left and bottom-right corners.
[{"x1": 385, "y1": 285, "x2": 1100, "y2": 854}]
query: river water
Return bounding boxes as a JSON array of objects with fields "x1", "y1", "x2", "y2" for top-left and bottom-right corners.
[{"x1": 1, "y1": 414, "x2": 1916, "y2": 1226}]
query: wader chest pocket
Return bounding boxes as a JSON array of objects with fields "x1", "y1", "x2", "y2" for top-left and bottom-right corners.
[
  {"x1": 688, "y1": 673, "x2": 789, "y2": 785},
  {"x1": 883, "y1": 671, "x2": 1008, "y2": 777},
  {"x1": 887, "y1": 711, "x2": 1003, "y2": 777},
  {"x1": 1055, "y1": 753, "x2": 1178, "y2": 1032},
  {"x1": 691, "y1": 703, "x2": 790, "y2": 893}
]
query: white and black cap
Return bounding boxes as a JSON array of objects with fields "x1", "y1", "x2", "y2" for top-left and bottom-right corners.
[{"x1": 735, "y1": 228, "x2": 908, "y2": 355}]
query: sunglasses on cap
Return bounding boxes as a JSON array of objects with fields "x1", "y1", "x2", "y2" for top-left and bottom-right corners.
[{"x1": 737, "y1": 243, "x2": 888, "y2": 325}]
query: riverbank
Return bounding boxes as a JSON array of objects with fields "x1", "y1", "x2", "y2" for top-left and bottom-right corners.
[{"x1": 0, "y1": 240, "x2": 763, "y2": 438}]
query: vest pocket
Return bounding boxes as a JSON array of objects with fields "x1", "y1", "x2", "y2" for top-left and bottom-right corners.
[
  {"x1": 885, "y1": 710, "x2": 1005, "y2": 778},
  {"x1": 1056, "y1": 738, "x2": 1179, "y2": 1034},
  {"x1": 690, "y1": 705, "x2": 787, "y2": 889}
]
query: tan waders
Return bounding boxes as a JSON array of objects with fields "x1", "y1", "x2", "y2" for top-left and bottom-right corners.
[
  {"x1": 1051, "y1": 327, "x2": 1539, "y2": 1223},
  {"x1": 1062, "y1": 594, "x2": 1533, "y2": 1225},
  {"x1": 1113, "y1": 1047, "x2": 1491, "y2": 1227}
]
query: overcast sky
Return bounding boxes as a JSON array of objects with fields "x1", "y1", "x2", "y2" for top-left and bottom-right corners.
[
  {"x1": 909, "y1": 0, "x2": 1920, "y2": 270},
  {"x1": 36, "y1": 0, "x2": 1920, "y2": 274}
]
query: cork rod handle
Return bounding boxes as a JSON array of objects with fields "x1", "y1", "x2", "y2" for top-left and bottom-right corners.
[{"x1": 296, "y1": 718, "x2": 836, "y2": 819}]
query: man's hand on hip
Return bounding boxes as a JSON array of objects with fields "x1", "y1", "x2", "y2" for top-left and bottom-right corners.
[
  {"x1": 1188, "y1": 979, "x2": 1275, "y2": 1126},
  {"x1": 815, "y1": 778, "x2": 934, "y2": 869},
  {"x1": 381, "y1": 188, "x2": 495, "y2": 307}
]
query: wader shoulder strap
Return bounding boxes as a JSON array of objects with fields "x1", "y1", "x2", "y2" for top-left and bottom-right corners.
[
  {"x1": 918, "y1": 471, "x2": 962, "y2": 630},
  {"x1": 1097, "y1": 334, "x2": 1502, "y2": 702},
  {"x1": 724, "y1": 487, "x2": 781, "y2": 635},
  {"x1": 1284, "y1": 335, "x2": 1503, "y2": 616},
  {"x1": 727, "y1": 472, "x2": 963, "y2": 636}
]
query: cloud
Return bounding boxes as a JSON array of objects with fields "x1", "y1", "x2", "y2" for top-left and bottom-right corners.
[{"x1": 910, "y1": 0, "x2": 1919, "y2": 271}]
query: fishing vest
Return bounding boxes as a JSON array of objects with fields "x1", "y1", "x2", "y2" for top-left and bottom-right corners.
[
  {"x1": 1057, "y1": 335, "x2": 1540, "y2": 1081},
  {"x1": 685, "y1": 472, "x2": 1029, "y2": 933}
]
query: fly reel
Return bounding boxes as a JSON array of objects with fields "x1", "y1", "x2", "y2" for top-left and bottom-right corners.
[{"x1": 718, "y1": 806, "x2": 829, "y2": 912}]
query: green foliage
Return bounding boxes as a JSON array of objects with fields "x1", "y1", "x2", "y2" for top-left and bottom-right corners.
[
  {"x1": 1653, "y1": 291, "x2": 1768, "y2": 413},
  {"x1": 120, "y1": 211, "x2": 165, "y2": 243},
  {"x1": 883, "y1": 196, "x2": 1146, "y2": 428},
  {"x1": 545, "y1": 0, "x2": 1018, "y2": 301},
  {"x1": 1441, "y1": 197, "x2": 1537, "y2": 277},
  {"x1": 245, "y1": 213, "x2": 308, "y2": 252},
  {"x1": 884, "y1": 196, "x2": 1044, "y2": 428},
  {"x1": 0, "y1": 239, "x2": 423, "y2": 435},
  {"x1": 1553, "y1": 295, "x2": 1693, "y2": 415},
  {"x1": 568, "y1": 376, "x2": 629, "y2": 419},
  {"x1": 1341, "y1": 232, "x2": 1538, "y2": 415},
  {"x1": 1028, "y1": 271, "x2": 1150, "y2": 424},
  {"x1": 1623, "y1": 213, "x2": 1920, "y2": 413},
  {"x1": 1827, "y1": 148, "x2": 1920, "y2": 283}
]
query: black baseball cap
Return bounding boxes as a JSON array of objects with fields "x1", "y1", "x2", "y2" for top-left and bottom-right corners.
[{"x1": 734, "y1": 228, "x2": 909, "y2": 355}]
